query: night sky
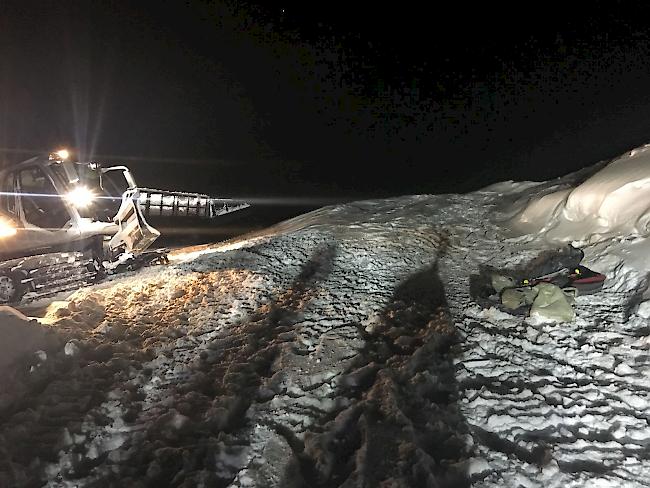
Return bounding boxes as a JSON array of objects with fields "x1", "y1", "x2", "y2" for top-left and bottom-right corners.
[{"x1": 2, "y1": 1, "x2": 650, "y2": 202}]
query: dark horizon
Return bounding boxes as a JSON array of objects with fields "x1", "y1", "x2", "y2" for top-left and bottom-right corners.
[{"x1": 3, "y1": 1, "x2": 650, "y2": 200}]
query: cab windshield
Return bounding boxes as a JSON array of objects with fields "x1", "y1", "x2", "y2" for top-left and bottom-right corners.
[{"x1": 49, "y1": 162, "x2": 120, "y2": 220}]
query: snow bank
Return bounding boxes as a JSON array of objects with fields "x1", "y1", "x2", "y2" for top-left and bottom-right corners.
[
  {"x1": 0, "y1": 306, "x2": 57, "y2": 374},
  {"x1": 508, "y1": 144, "x2": 650, "y2": 243}
]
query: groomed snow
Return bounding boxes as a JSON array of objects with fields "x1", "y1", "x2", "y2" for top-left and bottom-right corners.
[{"x1": 3, "y1": 144, "x2": 650, "y2": 486}]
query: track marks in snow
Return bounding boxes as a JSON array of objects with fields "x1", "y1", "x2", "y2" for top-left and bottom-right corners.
[
  {"x1": 0, "y1": 196, "x2": 474, "y2": 488},
  {"x1": 435, "y1": 196, "x2": 650, "y2": 488},
  {"x1": 41, "y1": 237, "x2": 341, "y2": 487},
  {"x1": 9, "y1": 190, "x2": 649, "y2": 487},
  {"x1": 298, "y1": 264, "x2": 470, "y2": 487}
]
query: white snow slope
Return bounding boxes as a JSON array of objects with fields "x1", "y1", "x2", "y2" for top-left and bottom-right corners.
[{"x1": 3, "y1": 144, "x2": 650, "y2": 487}]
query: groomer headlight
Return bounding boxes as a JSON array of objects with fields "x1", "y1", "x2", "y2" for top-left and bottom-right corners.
[
  {"x1": 0, "y1": 217, "x2": 17, "y2": 238},
  {"x1": 49, "y1": 149, "x2": 70, "y2": 161},
  {"x1": 66, "y1": 186, "x2": 95, "y2": 208}
]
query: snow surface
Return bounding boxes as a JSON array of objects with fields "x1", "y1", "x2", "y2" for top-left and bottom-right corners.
[
  {"x1": 508, "y1": 143, "x2": 650, "y2": 244},
  {"x1": 0, "y1": 306, "x2": 61, "y2": 387},
  {"x1": 3, "y1": 144, "x2": 650, "y2": 486}
]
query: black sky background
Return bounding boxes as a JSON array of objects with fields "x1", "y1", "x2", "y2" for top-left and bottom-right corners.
[{"x1": 2, "y1": 1, "x2": 650, "y2": 201}]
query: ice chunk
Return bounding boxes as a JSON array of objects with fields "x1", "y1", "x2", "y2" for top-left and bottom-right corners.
[
  {"x1": 637, "y1": 300, "x2": 650, "y2": 318},
  {"x1": 64, "y1": 340, "x2": 80, "y2": 356}
]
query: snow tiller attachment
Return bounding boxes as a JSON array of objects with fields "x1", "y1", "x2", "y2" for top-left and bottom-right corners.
[{"x1": 0, "y1": 149, "x2": 250, "y2": 303}]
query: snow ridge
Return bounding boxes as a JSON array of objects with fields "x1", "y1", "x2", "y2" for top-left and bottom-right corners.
[
  {"x1": 1, "y1": 217, "x2": 470, "y2": 487},
  {"x1": 3, "y1": 170, "x2": 650, "y2": 487}
]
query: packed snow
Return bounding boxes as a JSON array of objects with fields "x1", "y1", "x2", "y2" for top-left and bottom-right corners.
[{"x1": 3, "y1": 144, "x2": 650, "y2": 487}]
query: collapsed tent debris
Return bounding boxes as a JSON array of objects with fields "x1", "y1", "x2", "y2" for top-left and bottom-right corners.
[{"x1": 470, "y1": 245, "x2": 606, "y2": 322}]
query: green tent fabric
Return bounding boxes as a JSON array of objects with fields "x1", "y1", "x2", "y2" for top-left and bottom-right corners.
[
  {"x1": 529, "y1": 282, "x2": 575, "y2": 323},
  {"x1": 491, "y1": 274, "x2": 517, "y2": 293},
  {"x1": 501, "y1": 287, "x2": 538, "y2": 310}
]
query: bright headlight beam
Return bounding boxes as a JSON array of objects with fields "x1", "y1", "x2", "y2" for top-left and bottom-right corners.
[
  {"x1": 0, "y1": 217, "x2": 17, "y2": 238},
  {"x1": 66, "y1": 186, "x2": 95, "y2": 207},
  {"x1": 56, "y1": 149, "x2": 69, "y2": 160}
]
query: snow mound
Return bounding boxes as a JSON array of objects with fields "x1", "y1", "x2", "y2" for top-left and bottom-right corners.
[
  {"x1": 0, "y1": 306, "x2": 57, "y2": 374},
  {"x1": 508, "y1": 144, "x2": 650, "y2": 243}
]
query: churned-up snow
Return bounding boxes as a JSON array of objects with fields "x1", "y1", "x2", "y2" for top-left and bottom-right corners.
[{"x1": 3, "y1": 144, "x2": 650, "y2": 487}]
